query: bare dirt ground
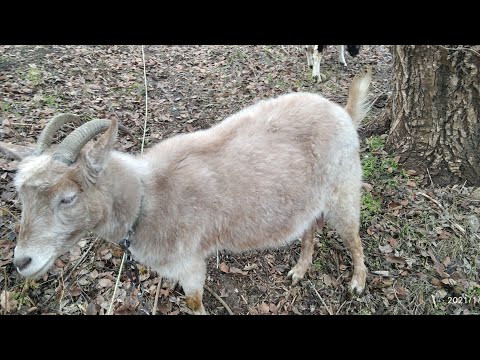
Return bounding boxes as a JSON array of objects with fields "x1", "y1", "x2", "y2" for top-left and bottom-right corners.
[{"x1": 1, "y1": 45, "x2": 480, "y2": 315}]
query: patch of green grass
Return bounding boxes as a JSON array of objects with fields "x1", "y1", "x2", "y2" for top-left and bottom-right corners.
[
  {"x1": 361, "y1": 192, "x2": 381, "y2": 225},
  {"x1": 1, "y1": 100, "x2": 12, "y2": 114},
  {"x1": 467, "y1": 287, "x2": 480, "y2": 298},
  {"x1": 0, "y1": 56, "x2": 8, "y2": 66},
  {"x1": 42, "y1": 94, "x2": 58, "y2": 107},
  {"x1": 400, "y1": 223, "x2": 416, "y2": 239},
  {"x1": 361, "y1": 155, "x2": 379, "y2": 181},
  {"x1": 304, "y1": 70, "x2": 312, "y2": 81},
  {"x1": 366, "y1": 135, "x2": 385, "y2": 152},
  {"x1": 384, "y1": 157, "x2": 398, "y2": 171},
  {"x1": 275, "y1": 77, "x2": 288, "y2": 91},
  {"x1": 357, "y1": 307, "x2": 373, "y2": 315},
  {"x1": 386, "y1": 178, "x2": 397, "y2": 188},
  {"x1": 129, "y1": 82, "x2": 146, "y2": 96},
  {"x1": 313, "y1": 259, "x2": 324, "y2": 272},
  {"x1": 430, "y1": 307, "x2": 447, "y2": 315},
  {"x1": 227, "y1": 49, "x2": 247, "y2": 64},
  {"x1": 361, "y1": 135, "x2": 403, "y2": 186},
  {"x1": 25, "y1": 65, "x2": 43, "y2": 86},
  {"x1": 11, "y1": 279, "x2": 37, "y2": 309},
  {"x1": 294, "y1": 78, "x2": 304, "y2": 89}
]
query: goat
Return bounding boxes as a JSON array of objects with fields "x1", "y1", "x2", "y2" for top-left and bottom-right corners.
[
  {"x1": 0, "y1": 67, "x2": 372, "y2": 314},
  {"x1": 305, "y1": 45, "x2": 361, "y2": 83}
]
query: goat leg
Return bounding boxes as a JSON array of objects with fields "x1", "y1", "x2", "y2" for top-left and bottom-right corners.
[
  {"x1": 287, "y1": 220, "x2": 319, "y2": 285},
  {"x1": 178, "y1": 258, "x2": 207, "y2": 315}
]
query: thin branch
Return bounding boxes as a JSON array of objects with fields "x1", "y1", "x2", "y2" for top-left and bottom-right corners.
[
  {"x1": 107, "y1": 252, "x2": 127, "y2": 315},
  {"x1": 39, "y1": 238, "x2": 99, "y2": 308},
  {"x1": 108, "y1": 45, "x2": 150, "y2": 315},
  {"x1": 205, "y1": 285, "x2": 234, "y2": 315},
  {"x1": 6, "y1": 123, "x2": 33, "y2": 127},
  {"x1": 152, "y1": 277, "x2": 163, "y2": 315},
  {"x1": 63, "y1": 238, "x2": 98, "y2": 283},
  {"x1": 417, "y1": 191, "x2": 446, "y2": 211},
  {"x1": 308, "y1": 280, "x2": 333, "y2": 315},
  {"x1": 393, "y1": 281, "x2": 413, "y2": 315},
  {"x1": 425, "y1": 166, "x2": 434, "y2": 190},
  {"x1": 58, "y1": 271, "x2": 65, "y2": 314},
  {"x1": 417, "y1": 191, "x2": 466, "y2": 235},
  {"x1": 0, "y1": 207, "x2": 19, "y2": 221},
  {"x1": 3, "y1": 267, "x2": 7, "y2": 315},
  {"x1": 140, "y1": 45, "x2": 149, "y2": 154},
  {"x1": 335, "y1": 300, "x2": 348, "y2": 315}
]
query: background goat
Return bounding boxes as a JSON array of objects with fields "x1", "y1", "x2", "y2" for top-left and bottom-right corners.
[
  {"x1": 306, "y1": 45, "x2": 361, "y2": 82},
  {"x1": 0, "y1": 67, "x2": 372, "y2": 315}
]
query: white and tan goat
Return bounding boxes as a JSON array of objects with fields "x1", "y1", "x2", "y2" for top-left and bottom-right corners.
[{"x1": 0, "y1": 67, "x2": 372, "y2": 314}]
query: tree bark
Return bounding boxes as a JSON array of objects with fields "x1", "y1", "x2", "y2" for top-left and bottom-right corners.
[{"x1": 384, "y1": 45, "x2": 480, "y2": 186}]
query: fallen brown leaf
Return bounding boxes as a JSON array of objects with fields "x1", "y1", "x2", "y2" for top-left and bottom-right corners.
[
  {"x1": 388, "y1": 237, "x2": 398, "y2": 248},
  {"x1": 219, "y1": 262, "x2": 230, "y2": 273},
  {"x1": 230, "y1": 267, "x2": 248, "y2": 275},
  {"x1": 379, "y1": 243, "x2": 393, "y2": 254},
  {"x1": 323, "y1": 274, "x2": 332, "y2": 287},
  {"x1": 406, "y1": 180, "x2": 417, "y2": 188},
  {"x1": 243, "y1": 263, "x2": 258, "y2": 271},
  {"x1": 0, "y1": 290, "x2": 18, "y2": 313},
  {"x1": 98, "y1": 278, "x2": 113, "y2": 288},
  {"x1": 259, "y1": 302, "x2": 270, "y2": 314}
]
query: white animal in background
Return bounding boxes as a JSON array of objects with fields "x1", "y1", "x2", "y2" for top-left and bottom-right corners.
[{"x1": 306, "y1": 45, "x2": 362, "y2": 82}]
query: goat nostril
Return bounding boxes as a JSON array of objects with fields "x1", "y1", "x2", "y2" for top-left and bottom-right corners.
[{"x1": 14, "y1": 257, "x2": 32, "y2": 271}]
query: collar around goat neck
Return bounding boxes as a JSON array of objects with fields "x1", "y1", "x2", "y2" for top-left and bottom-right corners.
[
  {"x1": 118, "y1": 189, "x2": 145, "y2": 304},
  {"x1": 120, "y1": 182, "x2": 145, "y2": 250}
]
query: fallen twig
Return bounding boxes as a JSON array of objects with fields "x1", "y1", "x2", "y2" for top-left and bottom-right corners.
[
  {"x1": 393, "y1": 281, "x2": 413, "y2": 315},
  {"x1": 417, "y1": 191, "x2": 446, "y2": 211},
  {"x1": 3, "y1": 267, "x2": 7, "y2": 315},
  {"x1": 0, "y1": 207, "x2": 19, "y2": 221},
  {"x1": 109, "y1": 44, "x2": 150, "y2": 315},
  {"x1": 40, "y1": 238, "x2": 98, "y2": 308},
  {"x1": 152, "y1": 278, "x2": 163, "y2": 315},
  {"x1": 107, "y1": 252, "x2": 127, "y2": 315},
  {"x1": 308, "y1": 280, "x2": 333, "y2": 315},
  {"x1": 63, "y1": 238, "x2": 98, "y2": 283},
  {"x1": 425, "y1": 166, "x2": 434, "y2": 190},
  {"x1": 335, "y1": 300, "x2": 348, "y2": 315},
  {"x1": 205, "y1": 285, "x2": 234, "y2": 315}
]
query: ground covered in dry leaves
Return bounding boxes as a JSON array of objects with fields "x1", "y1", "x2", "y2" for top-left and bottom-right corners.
[{"x1": 1, "y1": 45, "x2": 480, "y2": 315}]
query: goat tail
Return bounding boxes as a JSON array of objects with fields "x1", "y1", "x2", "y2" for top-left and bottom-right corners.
[{"x1": 345, "y1": 65, "x2": 372, "y2": 126}]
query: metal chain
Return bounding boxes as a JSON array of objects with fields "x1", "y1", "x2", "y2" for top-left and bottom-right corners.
[{"x1": 120, "y1": 232, "x2": 149, "y2": 314}]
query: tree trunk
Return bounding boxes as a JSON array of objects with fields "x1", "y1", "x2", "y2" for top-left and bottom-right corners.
[{"x1": 384, "y1": 45, "x2": 480, "y2": 186}]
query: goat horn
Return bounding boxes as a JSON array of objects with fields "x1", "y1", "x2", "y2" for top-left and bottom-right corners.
[
  {"x1": 52, "y1": 119, "x2": 135, "y2": 165},
  {"x1": 35, "y1": 113, "x2": 83, "y2": 155}
]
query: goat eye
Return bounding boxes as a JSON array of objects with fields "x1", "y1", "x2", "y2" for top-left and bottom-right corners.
[{"x1": 60, "y1": 195, "x2": 77, "y2": 205}]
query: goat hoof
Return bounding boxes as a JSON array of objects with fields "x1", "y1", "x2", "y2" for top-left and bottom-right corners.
[
  {"x1": 349, "y1": 270, "x2": 366, "y2": 295},
  {"x1": 287, "y1": 265, "x2": 307, "y2": 286},
  {"x1": 312, "y1": 74, "x2": 327, "y2": 83}
]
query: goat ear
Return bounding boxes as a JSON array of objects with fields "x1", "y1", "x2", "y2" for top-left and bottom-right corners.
[
  {"x1": 0, "y1": 141, "x2": 36, "y2": 160},
  {"x1": 85, "y1": 119, "x2": 118, "y2": 175}
]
